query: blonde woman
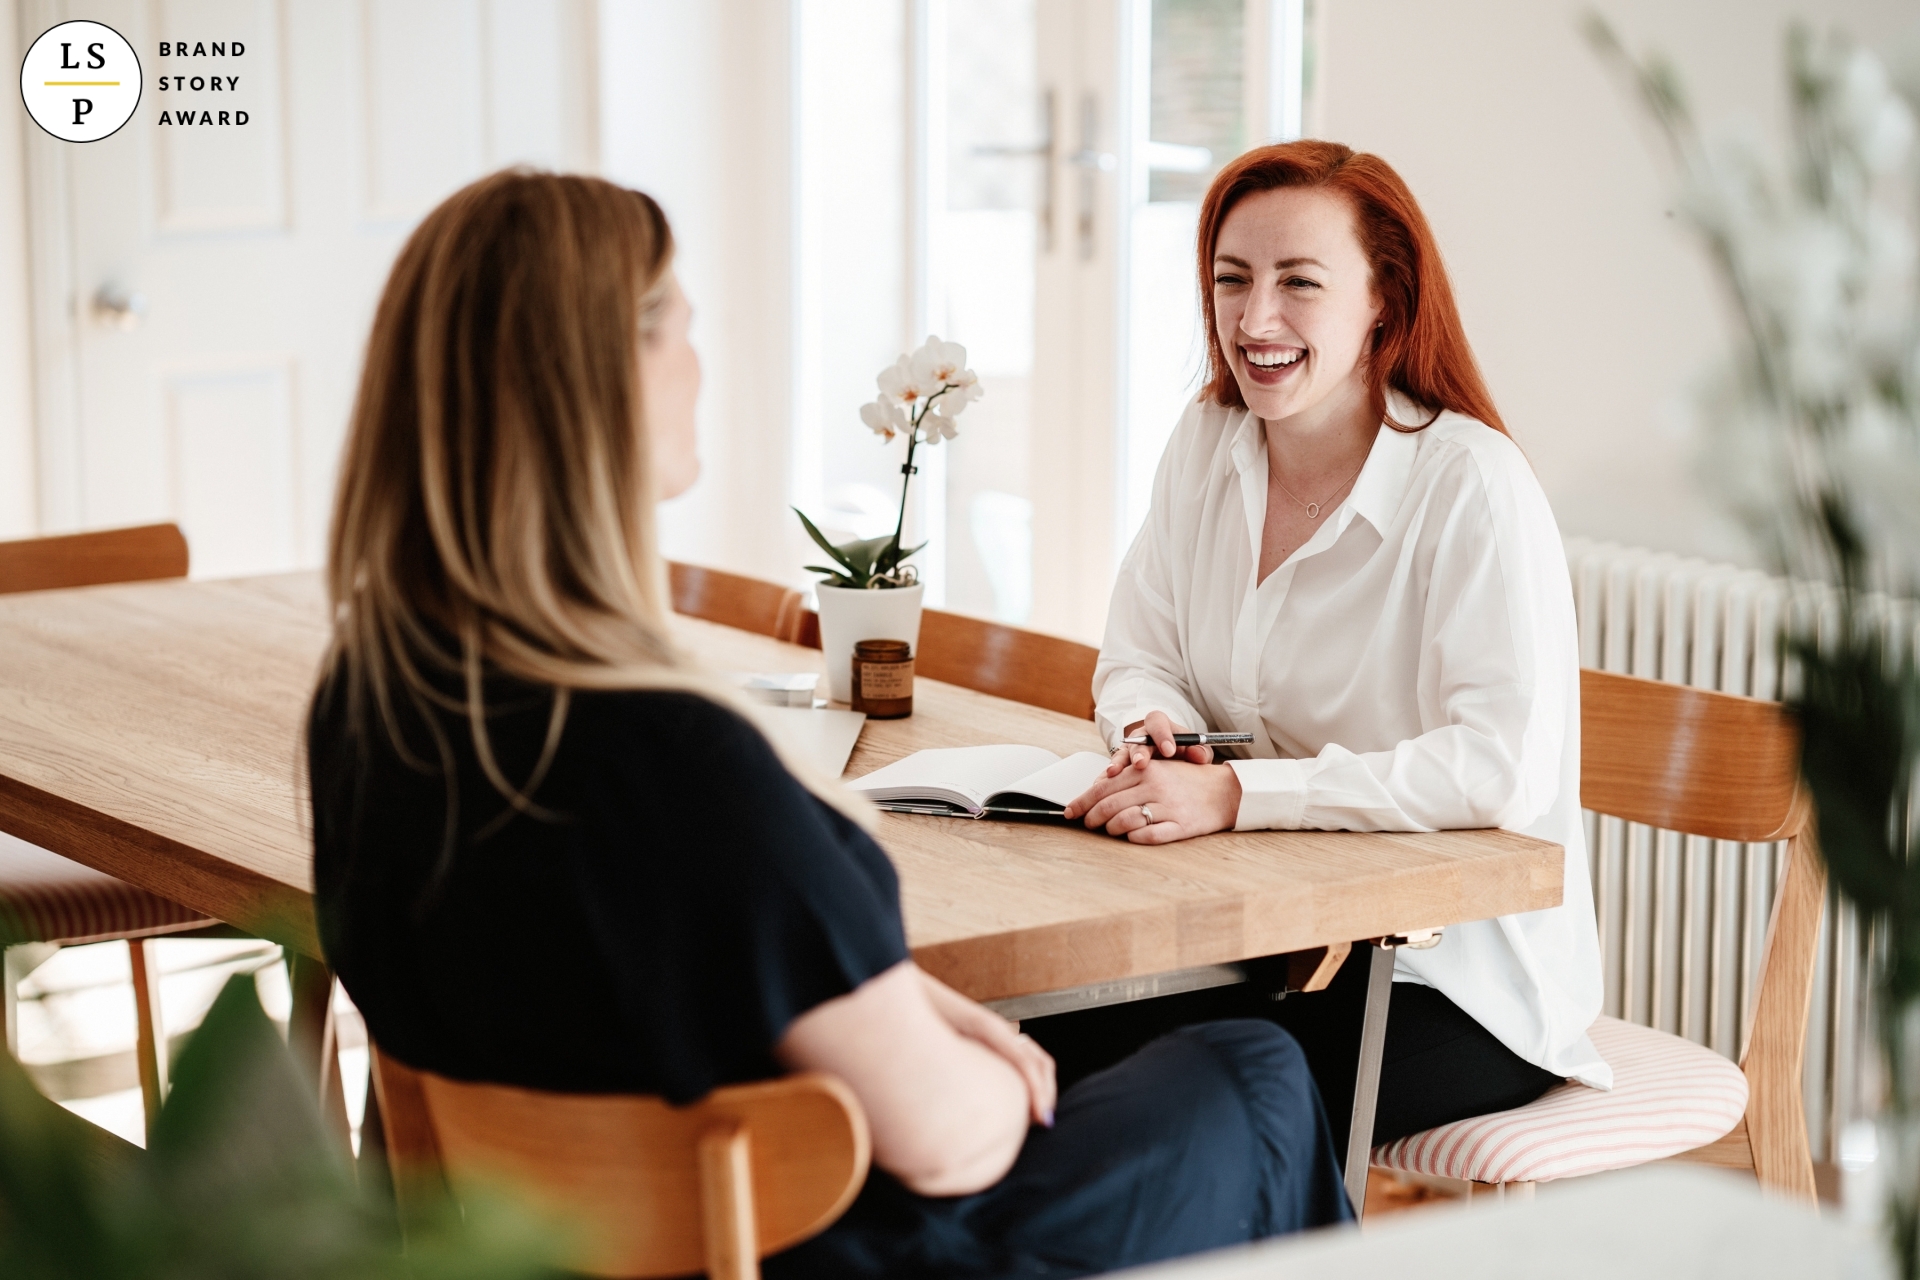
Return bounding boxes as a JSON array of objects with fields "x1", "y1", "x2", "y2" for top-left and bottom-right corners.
[{"x1": 306, "y1": 171, "x2": 1350, "y2": 1277}]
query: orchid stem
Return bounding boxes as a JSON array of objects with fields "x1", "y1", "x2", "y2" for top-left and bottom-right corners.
[
  {"x1": 886, "y1": 387, "x2": 948, "y2": 579},
  {"x1": 889, "y1": 428, "x2": 918, "y2": 573}
]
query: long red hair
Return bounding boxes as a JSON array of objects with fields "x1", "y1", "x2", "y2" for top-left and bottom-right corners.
[{"x1": 1196, "y1": 140, "x2": 1506, "y2": 437}]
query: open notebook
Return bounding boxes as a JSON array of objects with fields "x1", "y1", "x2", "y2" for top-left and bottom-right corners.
[{"x1": 848, "y1": 744, "x2": 1110, "y2": 819}]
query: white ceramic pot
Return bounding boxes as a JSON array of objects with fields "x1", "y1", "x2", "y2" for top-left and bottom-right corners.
[{"x1": 815, "y1": 583, "x2": 924, "y2": 704}]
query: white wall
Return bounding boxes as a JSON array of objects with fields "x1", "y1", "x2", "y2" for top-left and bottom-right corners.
[
  {"x1": 600, "y1": 0, "x2": 806, "y2": 582},
  {"x1": 1320, "y1": 0, "x2": 1919, "y2": 565},
  {"x1": 0, "y1": 0, "x2": 37, "y2": 538}
]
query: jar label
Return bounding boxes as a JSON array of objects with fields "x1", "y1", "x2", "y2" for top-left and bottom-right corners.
[{"x1": 859, "y1": 659, "x2": 914, "y2": 700}]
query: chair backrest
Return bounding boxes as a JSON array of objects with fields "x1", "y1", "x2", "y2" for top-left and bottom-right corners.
[
  {"x1": 905, "y1": 609, "x2": 1100, "y2": 721},
  {"x1": 372, "y1": 1048, "x2": 870, "y2": 1280},
  {"x1": 1579, "y1": 667, "x2": 1801, "y2": 843},
  {"x1": 668, "y1": 561, "x2": 811, "y2": 645},
  {"x1": 1578, "y1": 667, "x2": 1821, "y2": 1200},
  {"x1": 0, "y1": 523, "x2": 188, "y2": 595}
]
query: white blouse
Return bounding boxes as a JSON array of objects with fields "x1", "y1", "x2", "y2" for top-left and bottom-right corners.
[{"x1": 1095, "y1": 395, "x2": 1609, "y2": 1088}]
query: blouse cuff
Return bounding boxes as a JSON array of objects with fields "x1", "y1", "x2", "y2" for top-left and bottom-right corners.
[
  {"x1": 1095, "y1": 680, "x2": 1205, "y2": 751},
  {"x1": 1227, "y1": 757, "x2": 1311, "y2": 830}
]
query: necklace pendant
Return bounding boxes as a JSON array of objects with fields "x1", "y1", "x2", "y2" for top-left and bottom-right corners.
[{"x1": 1305, "y1": 502, "x2": 1319, "y2": 519}]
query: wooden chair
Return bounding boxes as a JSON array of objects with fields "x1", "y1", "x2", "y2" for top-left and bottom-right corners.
[
  {"x1": 0, "y1": 523, "x2": 209, "y2": 1141},
  {"x1": 0, "y1": 522, "x2": 188, "y2": 594},
  {"x1": 371, "y1": 1047, "x2": 870, "y2": 1280},
  {"x1": 914, "y1": 609, "x2": 1100, "y2": 721},
  {"x1": 1370, "y1": 668, "x2": 1822, "y2": 1202},
  {"x1": 668, "y1": 561, "x2": 812, "y2": 645}
]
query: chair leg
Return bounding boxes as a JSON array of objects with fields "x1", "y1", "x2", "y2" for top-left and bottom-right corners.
[
  {"x1": 698, "y1": 1121, "x2": 759, "y2": 1280},
  {"x1": 370, "y1": 1047, "x2": 449, "y2": 1237},
  {"x1": 286, "y1": 951, "x2": 352, "y2": 1153},
  {"x1": 128, "y1": 939, "x2": 168, "y2": 1143},
  {"x1": 358, "y1": 1054, "x2": 391, "y2": 1184},
  {"x1": 1470, "y1": 1180, "x2": 1535, "y2": 1202}
]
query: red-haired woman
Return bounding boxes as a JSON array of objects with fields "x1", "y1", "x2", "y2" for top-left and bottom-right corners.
[{"x1": 1048, "y1": 141, "x2": 1608, "y2": 1153}]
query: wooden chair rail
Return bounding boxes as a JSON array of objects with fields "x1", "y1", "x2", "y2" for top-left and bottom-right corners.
[
  {"x1": 374, "y1": 1047, "x2": 870, "y2": 1280},
  {"x1": 790, "y1": 604, "x2": 1099, "y2": 722},
  {"x1": 1739, "y1": 829, "x2": 1824, "y2": 1200},
  {"x1": 665, "y1": 561, "x2": 1101, "y2": 721},
  {"x1": 668, "y1": 562, "x2": 812, "y2": 646},
  {"x1": 1579, "y1": 669, "x2": 1820, "y2": 1201},
  {"x1": 0, "y1": 523, "x2": 189, "y2": 595},
  {"x1": 915, "y1": 608, "x2": 1099, "y2": 721},
  {"x1": 1579, "y1": 668, "x2": 1801, "y2": 843}
]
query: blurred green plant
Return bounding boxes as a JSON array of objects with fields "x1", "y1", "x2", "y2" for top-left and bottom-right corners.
[
  {"x1": 1589, "y1": 14, "x2": 1920, "y2": 1274},
  {"x1": 0, "y1": 969, "x2": 568, "y2": 1279}
]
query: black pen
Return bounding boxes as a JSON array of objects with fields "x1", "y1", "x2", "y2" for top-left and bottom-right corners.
[{"x1": 1120, "y1": 731, "x2": 1254, "y2": 747}]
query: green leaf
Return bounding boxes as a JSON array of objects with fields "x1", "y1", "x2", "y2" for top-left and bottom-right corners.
[
  {"x1": 150, "y1": 974, "x2": 348, "y2": 1193},
  {"x1": 874, "y1": 539, "x2": 927, "y2": 577},
  {"x1": 837, "y1": 535, "x2": 897, "y2": 580},
  {"x1": 792, "y1": 508, "x2": 857, "y2": 573},
  {"x1": 803, "y1": 566, "x2": 858, "y2": 589}
]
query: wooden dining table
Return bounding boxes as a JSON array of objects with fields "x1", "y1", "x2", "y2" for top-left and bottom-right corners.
[{"x1": 0, "y1": 571, "x2": 1565, "y2": 1211}]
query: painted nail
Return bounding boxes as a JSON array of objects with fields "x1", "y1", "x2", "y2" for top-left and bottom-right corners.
[{"x1": 1042, "y1": 1108, "x2": 1056, "y2": 1128}]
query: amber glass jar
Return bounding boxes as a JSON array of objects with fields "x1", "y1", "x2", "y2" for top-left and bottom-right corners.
[{"x1": 850, "y1": 639, "x2": 914, "y2": 718}]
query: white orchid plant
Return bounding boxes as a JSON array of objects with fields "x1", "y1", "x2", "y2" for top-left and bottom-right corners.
[{"x1": 796, "y1": 336, "x2": 983, "y2": 589}]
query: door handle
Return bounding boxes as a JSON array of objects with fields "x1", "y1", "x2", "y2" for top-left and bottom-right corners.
[
  {"x1": 1072, "y1": 92, "x2": 1111, "y2": 260},
  {"x1": 91, "y1": 284, "x2": 147, "y2": 331},
  {"x1": 972, "y1": 87, "x2": 1058, "y2": 254}
]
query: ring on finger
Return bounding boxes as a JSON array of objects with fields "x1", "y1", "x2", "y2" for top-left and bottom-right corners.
[{"x1": 1141, "y1": 805, "x2": 1154, "y2": 824}]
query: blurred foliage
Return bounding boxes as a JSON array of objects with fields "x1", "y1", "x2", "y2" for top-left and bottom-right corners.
[
  {"x1": 0, "y1": 971, "x2": 568, "y2": 1280},
  {"x1": 1590, "y1": 15, "x2": 1920, "y2": 1272}
]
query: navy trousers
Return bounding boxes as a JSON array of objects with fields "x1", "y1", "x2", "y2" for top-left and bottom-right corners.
[
  {"x1": 1022, "y1": 947, "x2": 1564, "y2": 1156},
  {"x1": 769, "y1": 1020, "x2": 1353, "y2": 1279}
]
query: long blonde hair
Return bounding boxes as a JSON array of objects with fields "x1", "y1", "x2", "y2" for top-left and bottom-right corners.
[{"x1": 320, "y1": 169, "x2": 871, "y2": 861}]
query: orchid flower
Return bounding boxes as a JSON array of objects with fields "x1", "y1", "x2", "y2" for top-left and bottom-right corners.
[{"x1": 796, "y1": 336, "x2": 983, "y2": 588}]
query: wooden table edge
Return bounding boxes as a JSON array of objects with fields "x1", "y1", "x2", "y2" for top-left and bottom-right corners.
[
  {"x1": 910, "y1": 837, "x2": 1565, "y2": 1003},
  {"x1": 0, "y1": 772, "x2": 320, "y2": 957}
]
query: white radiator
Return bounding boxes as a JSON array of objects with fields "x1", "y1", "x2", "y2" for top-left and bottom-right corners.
[{"x1": 1564, "y1": 537, "x2": 1901, "y2": 1166}]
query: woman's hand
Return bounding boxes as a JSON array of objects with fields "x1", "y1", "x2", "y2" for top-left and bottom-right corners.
[
  {"x1": 1062, "y1": 752, "x2": 1242, "y2": 843},
  {"x1": 1106, "y1": 711, "x2": 1215, "y2": 774},
  {"x1": 919, "y1": 970, "x2": 1057, "y2": 1126}
]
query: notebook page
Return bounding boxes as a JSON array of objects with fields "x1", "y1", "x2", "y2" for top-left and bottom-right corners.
[
  {"x1": 991, "y1": 752, "x2": 1112, "y2": 807},
  {"x1": 848, "y1": 744, "x2": 1063, "y2": 807}
]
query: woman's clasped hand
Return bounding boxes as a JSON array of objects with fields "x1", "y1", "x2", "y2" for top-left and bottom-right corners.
[{"x1": 1061, "y1": 709, "x2": 1243, "y2": 843}]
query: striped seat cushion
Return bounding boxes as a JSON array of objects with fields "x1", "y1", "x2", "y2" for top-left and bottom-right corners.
[
  {"x1": 1370, "y1": 1014, "x2": 1748, "y2": 1184},
  {"x1": 0, "y1": 832, "x2": 211, "y2": 947}
]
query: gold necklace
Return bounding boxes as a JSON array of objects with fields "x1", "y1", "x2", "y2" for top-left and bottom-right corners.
[{"x1": 1271, "y1": 457, "x2": 1366, "y2": 519}]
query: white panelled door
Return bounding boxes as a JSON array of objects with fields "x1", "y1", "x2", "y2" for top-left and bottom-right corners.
[{"x1": 21, "y1": 0, "x2": 597, "y2": 576}]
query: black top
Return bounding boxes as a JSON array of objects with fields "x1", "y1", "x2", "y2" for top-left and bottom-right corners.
[{"x1": 308, "y1": 667, "x2": 909, "y2": 1105}]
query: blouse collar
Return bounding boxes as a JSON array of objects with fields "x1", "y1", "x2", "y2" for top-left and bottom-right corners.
[{"x1": 1226, "y1": 389, "x2": 1433, "y2": 536}]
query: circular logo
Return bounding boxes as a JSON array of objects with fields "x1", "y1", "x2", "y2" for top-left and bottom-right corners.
[{"x1": 19, "y1": 21, "x2": 141, "y2": 142}]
